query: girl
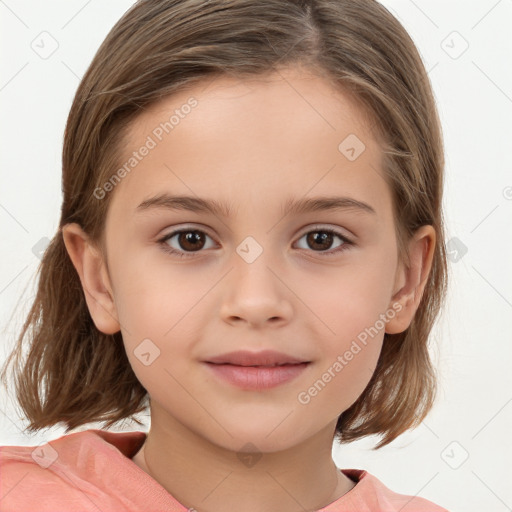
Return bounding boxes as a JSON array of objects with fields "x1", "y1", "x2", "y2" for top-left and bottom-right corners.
[{"x1": 0, "y1": 0, "x2": 450, "y2": 511}]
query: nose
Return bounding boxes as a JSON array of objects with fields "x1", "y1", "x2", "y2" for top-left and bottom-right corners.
[{"x1": 219, "y1": 252, "x2": 293, "y2": 328}]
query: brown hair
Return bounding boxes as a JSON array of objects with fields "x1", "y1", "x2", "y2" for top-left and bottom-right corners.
[{"x1": 1, "y1": 0, "x2": 447, "y2": 449}]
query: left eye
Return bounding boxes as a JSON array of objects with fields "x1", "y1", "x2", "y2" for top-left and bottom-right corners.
[
  {"x1": 295, "y1": 228, "x2": 352, "y2": 254},
  {"x1": 158, "y1": 227, "x2": 353, "y2": 258}
]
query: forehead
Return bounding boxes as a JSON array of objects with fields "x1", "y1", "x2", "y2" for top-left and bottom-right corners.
[
  {"x1": 108, "y1": 67, "x2": 390, "y2": 219},
  {"x1": 128, "y1": 67, "x2": 378, "y2": 149}
]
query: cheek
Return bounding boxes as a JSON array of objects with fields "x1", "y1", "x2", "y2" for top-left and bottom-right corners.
[
  {"x1": 110, "y1": 255, "x2": 214, "y2": 375},
  {"x1": 109, "y1": 245, "x2": 195, "y2": 328},
  {"x1": 292, "y1": 252, "x2": 397, "y2": 339},
  {"x1": 297, "y1": 336, "x2": 383, "y2": 419},
  {"x1": 290, "y1": 253, "x2": 394, "y2": 408},
  {"x1": 296, "y1": 272, "x2": 388, "y2": 415}
]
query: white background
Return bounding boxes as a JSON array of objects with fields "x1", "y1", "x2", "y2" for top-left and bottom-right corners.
[{"x1": 1, "y1": 1, "x2": 511, "y2": 511}]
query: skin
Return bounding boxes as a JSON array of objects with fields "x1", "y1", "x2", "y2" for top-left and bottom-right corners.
[{"x1": 62, "y1": 66, "x2": 436, "y2": 512}]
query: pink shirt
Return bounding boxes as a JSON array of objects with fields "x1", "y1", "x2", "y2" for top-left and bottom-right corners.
[{"x1": 0, "y1": 429, "x2": 449, "y2": 511}]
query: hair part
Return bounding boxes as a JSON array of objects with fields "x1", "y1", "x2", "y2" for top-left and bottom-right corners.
[{"x1": 1, "y1": 0, "x2": 448, "y2": 449}]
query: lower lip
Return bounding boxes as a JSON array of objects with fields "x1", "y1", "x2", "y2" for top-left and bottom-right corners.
[{"x1": 204, "y1": 362, "x2": 310, "y2": 390}]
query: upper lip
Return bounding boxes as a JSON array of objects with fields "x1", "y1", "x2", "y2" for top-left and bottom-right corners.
[{"x1": 205, "y1": 350, "x2": 310, "y2": 366}]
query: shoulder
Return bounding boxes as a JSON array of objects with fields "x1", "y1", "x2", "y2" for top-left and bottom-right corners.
[
  {"x1": 0, "y1": 429, "x2": 147, "y2": 512},
  {"x1": 335, "y1": 469, "x2": 450, "y2": 512},
  {"x1": 0, "y1": 439, "x2": 80, "y2": 511}
]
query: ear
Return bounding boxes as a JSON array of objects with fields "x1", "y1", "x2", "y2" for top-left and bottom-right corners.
[
  {"x1": 61, "y1": 223, "x2": 120, "y2": 335},
  {"x1": 385, "y1": 225, "x2": 436, "y2": 335}
]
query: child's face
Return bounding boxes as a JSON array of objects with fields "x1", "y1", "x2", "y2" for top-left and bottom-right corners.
[{"x1": 96, "y1": 67, "x2": 409, "y2": 450}]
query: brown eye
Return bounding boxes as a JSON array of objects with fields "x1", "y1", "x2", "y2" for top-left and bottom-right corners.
[
  {"x1": 176, "y1": 231, "x2": 206, "y2": 251},
  {"x1": 158, "y1": 226, "x2": 353, "y2": 259},
  {"x1": 306, "y1": 231, "x2": 335, "y2": 251},
  {"x1": 295, "y1": 228, "x2": 353, "y2": 255},
  {"x1": 159, "y1": 229, "x2": 216, "y2": 257}
]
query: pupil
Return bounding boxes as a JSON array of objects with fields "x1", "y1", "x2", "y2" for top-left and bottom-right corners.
[
  {"x1": 180, "y1": 231, "x2": 204, "y2": 251},
  {"x1": 308, "y1": 231, "x2": 332, "y2": 251}
]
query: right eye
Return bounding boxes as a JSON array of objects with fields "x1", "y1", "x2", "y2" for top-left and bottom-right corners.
[{"x1": 158, "y1": 228, "x2": 217, "y2": 258}]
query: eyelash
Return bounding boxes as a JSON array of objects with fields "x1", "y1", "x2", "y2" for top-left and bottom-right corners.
[{"x1": 157, "y1": 226, "x2": 354, "y2": 259}]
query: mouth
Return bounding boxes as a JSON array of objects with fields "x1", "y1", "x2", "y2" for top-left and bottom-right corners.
[
  {"x1": 204, "y1": 349, "x2": 311, "y2": 367},
  {"x1": 206, "y1": 362, "x2": 309, "y2": 367},
  {"x1": 203, "y1": 361, "x2": 311, "y2": 390}
]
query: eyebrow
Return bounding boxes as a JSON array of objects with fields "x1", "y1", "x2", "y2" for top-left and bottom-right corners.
[{"x1": 135, "y1": 193, "x2": 376, "y2": 218}]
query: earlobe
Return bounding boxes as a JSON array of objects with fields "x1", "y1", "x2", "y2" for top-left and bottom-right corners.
[
  {"x1": 385, "y1": 225, "x2": 436, "y2": 335},
  {"x1": 61, "y1": 223, "x2": 120, "y2": 335}
]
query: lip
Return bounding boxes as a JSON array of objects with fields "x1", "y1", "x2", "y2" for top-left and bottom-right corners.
[
  {"x1": 205, "y1": 349, "x2": 310, "y2": 366},
  {"x1": 204, "y1": 361, "x2": 310, "y2": 390}
]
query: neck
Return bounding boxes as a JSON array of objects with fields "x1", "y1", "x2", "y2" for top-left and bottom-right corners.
[{"x1": 131, "y1": 404, "x2": 356, "y2": 512}]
